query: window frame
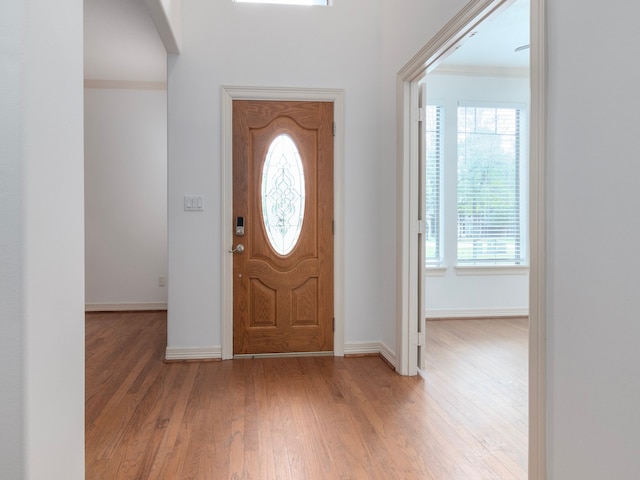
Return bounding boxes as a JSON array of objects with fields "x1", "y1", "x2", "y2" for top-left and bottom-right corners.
[
  {"x1": 424, "y1": 103, "x2": 444, "y2": 268},
  {"x1": 455, "y1": 101, "x2": 528, "y2": 267}
]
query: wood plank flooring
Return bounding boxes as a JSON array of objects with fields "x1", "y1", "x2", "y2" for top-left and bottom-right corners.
[{"x1": 86, "y1": 312, "x2": 528, "y2": 479}]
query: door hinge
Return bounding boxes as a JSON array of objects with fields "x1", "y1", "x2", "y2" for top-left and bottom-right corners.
[
  {"x1": 332, "y1": 220, "x2": 335, "y2": 234},
  {"x1": 333, "y1": 317, "x2": 335, "y2": 332},
  {"x1": 417, "y1": 331, "x2": 425, "y2": 347},
  {"x1": 417, "y1": 220, "x2": 426, "y2": 235},
  {"x1": 332, "y1": 122, "x2": 336, "y2": 137},
  {"x1": 412, "y1": 106, "x2": 425, "y2": 124}
]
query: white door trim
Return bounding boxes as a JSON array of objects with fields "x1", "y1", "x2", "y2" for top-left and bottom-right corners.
[
  {"x1": 220, "y1": 86, "x2": 345, "y2": 360},
  {"x1": 528, "y1": 0, "x2": 547, "y2": 477},
  {"x1": 395, "y1": 0, "x2": 546, "y2": 478}
]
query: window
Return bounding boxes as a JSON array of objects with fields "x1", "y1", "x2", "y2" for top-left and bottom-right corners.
[
  {"x1": 261, "y1": 134, "x2": 305, "y2": 255},
  {"x1": 425, "y1": 105, "x2": 443, "y2": 265},
  {"x1": 234, "y1": 0, "x2": 328, "y2": 5},
  {"x1": 457, "y1": 106, "x2": 525, "y2": 265}
]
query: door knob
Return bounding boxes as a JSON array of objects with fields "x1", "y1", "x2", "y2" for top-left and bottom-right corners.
[{"x1": 229, "y1": 244, "x2": 245, "y2": 254}]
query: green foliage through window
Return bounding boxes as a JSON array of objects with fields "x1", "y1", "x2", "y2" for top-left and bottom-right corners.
[{"x1": 457, "y1": 106, "x2": 524, "y2": 264}]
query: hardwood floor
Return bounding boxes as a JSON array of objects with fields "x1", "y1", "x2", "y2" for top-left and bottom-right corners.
[{"x1": 86, "y1": 312, "x2": 528, "y2": 479}]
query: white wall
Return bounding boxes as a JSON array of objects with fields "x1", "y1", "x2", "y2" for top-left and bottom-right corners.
[
  {"x1": 84, "y1": 87, "x2": 168, "y2": 308},
  {"x1": 167, "y1": 0, "x2": 386, "y2": 350},
  {"x1": 4, "y1": 1, "x2": 635, "y2": 478},
  {"x1": 546, "y1": 0, "x2": 640, "y2": 477},
  {"x1": 166, "y1": 0, "x2": 479, "y2": 355},
  {"x1": 377, "y1": 0, "x2": 470, "y2": 348},
  {"x1": 424, "y1": 72, "x2": 529, "y2": 316},
  {"x1": 1, "y1": 1, "x2": 24, "y2": 476},
  {"x1": 84, "y1": 0, "x2": 167, "y2": 82},
  {"x1": 0, "y1": 0, "x2": 85, "y2": 478}
]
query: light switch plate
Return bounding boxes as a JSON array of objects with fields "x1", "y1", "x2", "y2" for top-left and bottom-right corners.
[{"x1": 184, "y1": 195, "x2": 204, "y2": 211}]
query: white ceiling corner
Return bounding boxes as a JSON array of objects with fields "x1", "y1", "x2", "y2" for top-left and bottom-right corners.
[
  {"x1": 83, "y1": 0, "x2": 529, "y2": 83},
  {"x1": 84, "y1": 0, "x2": 167, "y2": 82},
  {"x1": 437, "y1": 0, "x2": 530, "y2": 72}
]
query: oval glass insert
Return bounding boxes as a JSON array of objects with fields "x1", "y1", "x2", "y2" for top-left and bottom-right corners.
[{"x1": 261, "y1": 134, "x2": 305, "y2": 255}]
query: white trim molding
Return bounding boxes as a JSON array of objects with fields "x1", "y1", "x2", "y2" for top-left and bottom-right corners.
[
  {"x1": 85, "y1": 302, "x2": 168, "y2": 312},
  {"x1": 344, "y1": 342, "x2": 382, "y2": 356},
  {"x1": 343, "y1": 342, "x2": 397, "y2": 369},
  {"x1": 165, "y1": 346, "x2": 222, "y2": 361},
  {"x1": 426, "y1": 307, "x2": 528, "y2": 319},
  {"x1": 455, "y1": 265, "x2": 529, "y2": 276},
  {"x1": 379, "y1": 342, "x2": 396, "y2": 368},
  {"x1": 220, "y1": 86, "x2": 345, "y2": 360},
  {"x1": 83, "y1": 79, "x2": 167, "y2": 90},
  {"x1": 425, "y1": 266, "x2": 448, "y2": 277},
  {"x1": 528, "y1": 0, "x2": 547, "y2": 477}
]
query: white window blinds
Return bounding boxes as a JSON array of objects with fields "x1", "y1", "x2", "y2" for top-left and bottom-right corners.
[
  {"x1": 457, "y1": 106, "x2": 524, "y2": 264},
  {"x1": 425, "y1": 105, "x2": 442, "y2": 265}
]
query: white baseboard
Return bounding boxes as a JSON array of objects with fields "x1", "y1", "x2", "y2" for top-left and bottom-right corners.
[
  {"x1": 165, "y1": 346, "x2": 222, "y2": 361},
  {"x1": 425, "y1": 307, "x2": 528, "y2": 319},
  {"x1": 85, "y1": 302, "x2": 168, "y2": 312},
  {"x1": 343, "y1": 341, "x2": 397, "y2": 369},
  {"x1": 379, "y1": 342, "x2": 397, "y2": 368},
  {"x1": 166, "y1": 343, "x2": 396, "y2": 365},
  {"x1": 343, "y1": 342, "x2": 380, "y2": 356}
]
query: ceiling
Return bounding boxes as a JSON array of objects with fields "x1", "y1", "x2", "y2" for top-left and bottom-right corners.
[
  {"x1": 83, "y1": 0, "x2": 529, "y2": 82},
  {"x1": 438, "y1": 0, "x2": 530, "y2": 72},
  {"x1": 84, "y1": 0, "x2": 166, "y2": 82}
]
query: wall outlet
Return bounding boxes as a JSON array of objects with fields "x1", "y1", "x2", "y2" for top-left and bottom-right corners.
[{"x1": 158, "y1": 276, "x2": 166, "y2": 287}]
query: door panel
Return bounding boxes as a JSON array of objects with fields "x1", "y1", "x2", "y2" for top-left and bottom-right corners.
[{"x1": 232, "y1": 100, "x2": 334, "y2": 354}]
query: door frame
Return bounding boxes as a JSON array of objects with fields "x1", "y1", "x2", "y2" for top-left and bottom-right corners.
[
  {"x1": 395, "y1": 0, "x2": 546, "y2": 478},
  {"x1": 220, "y1": 86, "x2": 345, "y2": 360}
]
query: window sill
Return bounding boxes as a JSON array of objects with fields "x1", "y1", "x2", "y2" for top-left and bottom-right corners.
[
  {"x1": 425, "y1": 266, "x2": 447, "y2": 277},
  {"x1": 455, "y1": 265, "x2": 529, "y2": 276}
]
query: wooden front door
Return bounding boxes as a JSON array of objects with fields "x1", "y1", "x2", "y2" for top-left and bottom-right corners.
[{"x1": 232, "y1": 100, "x2": 334, "y2": 355}]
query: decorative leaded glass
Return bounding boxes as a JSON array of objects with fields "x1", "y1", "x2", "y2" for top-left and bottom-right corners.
[{"x1": 261, "y1": 134, "x2": 305, "y2": 255}]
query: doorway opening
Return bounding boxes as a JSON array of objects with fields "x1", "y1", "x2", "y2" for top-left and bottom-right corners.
[{"x1": 396, "y1": 0, "x2": 546, "y2": 477}]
